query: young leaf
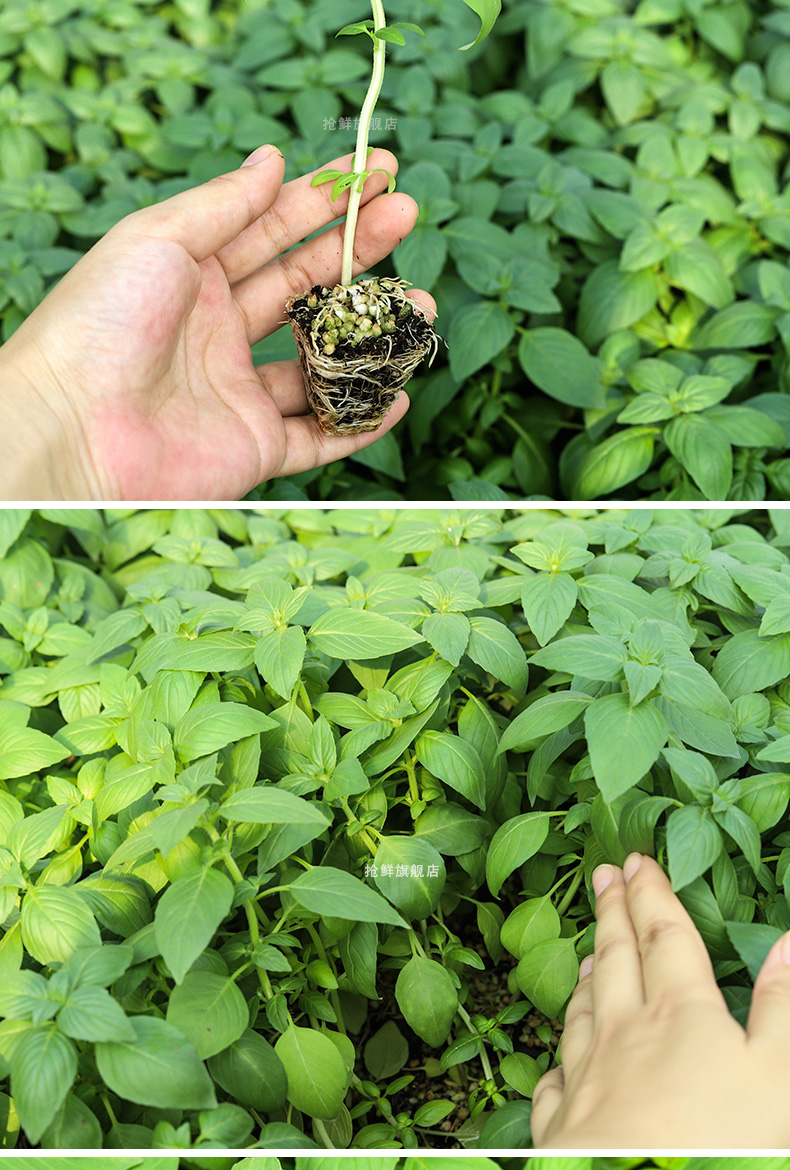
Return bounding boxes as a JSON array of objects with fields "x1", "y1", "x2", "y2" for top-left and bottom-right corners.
[
  {"x1": 373, "y1": 27, "x2": 406, "y2": 45},
  {"x1": 337, "y1": 21, "x2": 374, "y2": 36},
  {"x1": 459, "y1": 0, "x2": 503, "y2": 49}
]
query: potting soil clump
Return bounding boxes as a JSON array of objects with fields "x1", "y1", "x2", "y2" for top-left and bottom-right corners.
[{"x1": 285, "y1": 276, "x2": 439, "y2": 435}]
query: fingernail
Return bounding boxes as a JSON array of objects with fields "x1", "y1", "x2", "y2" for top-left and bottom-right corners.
[
  {"x1": 623, "y1": 853, "x2": 643, "y2": 883},
  {"x1": 241, "y1": 144, "x2": 277, "y2": 167},
  {"x1": 579, "y1": 955, "x2": 594, "y2": 980},
  {"x1": 592, "y1": 864, "x2": 613, "y2": 896}
]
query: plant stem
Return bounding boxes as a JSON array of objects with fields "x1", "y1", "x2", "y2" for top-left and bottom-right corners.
[
  {"x1": 342, "y1": 0, "x2": 387, "y2": 286},
  {"x1": 222, "y1": 851, "x2": 274, "y2": 1000},
  {"x1": 457, "y1": 1003, "x2": 494, "y2": 1081},
  {"x1": 556, "y1": 863, "x2": 585, "y2": 917}
]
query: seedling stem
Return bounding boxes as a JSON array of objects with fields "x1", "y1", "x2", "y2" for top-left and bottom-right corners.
[{"x1": 342, "y1": 0, "x2": 388, "y2": 286}]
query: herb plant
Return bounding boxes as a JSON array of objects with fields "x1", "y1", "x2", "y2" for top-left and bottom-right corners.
[
  {"x1": 283, "y1": 1, "x2": 501, "y2": 436},
  {"x1": 3, "y1": 509, "x2": 790, "y2": 1148}
]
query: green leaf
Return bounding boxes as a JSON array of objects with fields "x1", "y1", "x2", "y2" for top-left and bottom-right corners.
[
  {"x1": 585, "y1": 694, "x2": 667, "y2": 801},
  {"x1": 21, "y1": 887, "x2": 101, "y2": 966},
  {"x1": 531, "y1": 634, "x2": 628, "y2": 681},
  {"x1": 692, "y1": 302, "x2": 778, "y2": 350},
  {"x1": 712, "y1": 630, "x2": 790, "y2": 700},
  {"x1": 499, "y1": 1051, "x2": 541, "y2": 1097},
  {"x1": 395, "y1": 957, "x2": 458, "y2": 1045},
  {"x1": 519, "y1": 329, "x2": 605, "y2": 409},
  {"x1": 372, "y1": 836, "x2": 446, "y2": 919},
  {"x1": 725, "y1": 921, "x2": 783, "y2": 980},
  {"x1": 467, "y1": 614, "x2": 528, "y2": 694},
  {"x1": 254, "y1": 626, "x2": 306, "y2": 699},
  {"x1": 288, "y1": 866, "x2": 407, "y2": 927},
  {"x1": 448, "y1": 301, "x2": 515, "y2": 382},
  {"x1": 309, "y1": 608, "x2": 423, "y2": 659},
  {"x1": 174, "y1": 701, "x2": 275, "y2": 763},
  {"x1": 422, "y1": 611, "x2": 470, "y2": 666},
  {"x1": 415, "y1": 730, "x2": 486, "y2": 809},
  {"x1": 336, "y1": 21, "x2": 374, "y2": 36},
  {"x1": 394, "y1": 225, "x2": 447, "y2": 292},
  {"x1": 274, "y1": 1025, "x2": 348, "y2": 1120},
  {"x1": 521, "y1": 573, "x2": 578, "y2": 646},
  {"x1": 516, "y1": 937, "x2": 578, "y2": 1017},
  {"x1": 664, "y1": 413, "x2": 732, "y2": 500},
  {"x1": 95, "y1": 1016, "x2": 216, "y2": 1110},
  {"x1": 459, "y1": 0, "x2": 502, "y2": 48},
  {"x1": 602, "y1": 59, "x2": 649, "y2": 124},
  {"x1": 667, "y1": 805, "x2": 723, "y2": 890},
  {"x1": 486, "y1": 813, "x2": 551, "y2": 897},
  {"x1": 220, "y1": 785, "x2": 331, "y2": 825},
  {"x1": 166, "y1": 971, "x2": 248, "y2": 1059},
  {"x1": 501, "y1": 895, "x2": 561, "y2": 959},
  {"x1": 0, "y1": 724, "x2": 69, "y2": 780},
  {"x1": 58, "y1": 986, "x2": 136, "y2": 1044},
  {"x1": 374, "y1": 27, "x2": 406, "y2": 44},
  {"x1": 571, "y1": 426, "x2": 657, "y2": 498},
  {"x1": 498, "y1": 691, "x2": 592, "y2": 753},
  {"x1": 154, "y1": 868, "x2": 234, "y2": 984},
  {"x1": 577, "y1": 260, "x2": 659, "y2": 347},
  {"x1": 665, "y1": 240, "x2": 734, "y2": 309},
  {"x1": 207, "y1": 1029, "x2": 287, "y2": 1112},
  {"x1": 11, "y1": 1025, "x2": 77, "y2": 1144}
]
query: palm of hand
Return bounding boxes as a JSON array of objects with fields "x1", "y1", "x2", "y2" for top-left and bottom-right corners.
[
  {"x1": 4, "y1": 149, "x2": 430, "y2": 501},
  {"x1": 63, "y1": 237, "x2": 290, "y2": 500}
]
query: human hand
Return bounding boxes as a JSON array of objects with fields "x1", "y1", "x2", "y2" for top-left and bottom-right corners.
[
  {"x1": 532, "y1": 853, "x2": 790, "y2": 1148},
  {"x1": 0, "y1": 145, "x2": 433, "y2": 500}
]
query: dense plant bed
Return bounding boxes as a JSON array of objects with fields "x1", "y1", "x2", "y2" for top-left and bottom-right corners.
[
  {"x1": 1, "y1": 508, "x2": 790, "y2": 1149},
  {"x1": 4, "y1": 2, "x2": 790, "y2": 500}
]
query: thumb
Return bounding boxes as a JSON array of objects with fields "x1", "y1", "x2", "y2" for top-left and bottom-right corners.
[
  {"x1": 120, "y1": 144, "x2": 285, "y2": 262},
  {"x1": 747, "y1": 930, "x2": 790, "y2": 1043}
]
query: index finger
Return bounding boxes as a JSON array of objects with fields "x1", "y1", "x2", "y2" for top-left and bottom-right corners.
[
  {"x1": 217, "y1": 148, "x2": 400, "y2": 284},
  {"x1": 624, "y1": 853, "x2": 726, "y2": 1007},
  {"x1": 119, "y1": 144, "x2": 286, "y2": 262}
]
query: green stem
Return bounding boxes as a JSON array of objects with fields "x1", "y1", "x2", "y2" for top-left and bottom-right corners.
[
  {"x1": 305, "y1": 922, "x2": 347, "y2": 1036},
  {"x1": 342, "y1": 0, "x2": 387, "y2": 286},
  {"x1": 223, "y1": 852, "x2": 274, "y2": 1000},
  {"x1": 456, "y1": 1003, "x2": 494, "y2": 1081},
  {"x1": 556, "y1": 864, "x2": 585, "y2": 918},
  {"x1": 404, "y1": 754, "x2": 419, "y2": 804}
]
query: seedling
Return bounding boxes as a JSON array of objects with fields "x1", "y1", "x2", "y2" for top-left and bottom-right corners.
[{"x1": 285, "y1": 0, "x2": 502, "y2": 435}]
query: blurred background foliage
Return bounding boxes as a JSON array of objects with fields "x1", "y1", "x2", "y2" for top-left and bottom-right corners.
[{"x1": 2, "y1": 0, "x2": 790, "y2": 500}]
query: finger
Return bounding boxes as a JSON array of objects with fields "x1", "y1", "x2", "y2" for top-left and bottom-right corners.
[
  {"x1": 256, "y1": 360, "x2": 310, "y2": 418},
  {"x1": 232, "y1": 192, "x2": 424, "y2": 344},
  {"x1": 624, "y1": 853, "x2": 726, "y2": 1007},
  {"x1": 558, "y1": 955, "x2": 595, "y2": 1072},
  {"x1": 275, "y1": 391, "x2": 409, "y2": 478},
  {"x1": 216, "y1": 148, "x2": 400, "y2": 284},
  {"x1": 590, "y1": 864, "x2": 644, "y2": 1028},
  {"x1": 119, "y1": 145, "x2": 286, "y2": 262},
  {"x1": 747, "y1": 930, "x2": 790, "y2": 1045},
  {"x1": 530, "y1": 1067, "x2": 564, "y2": 1146}
]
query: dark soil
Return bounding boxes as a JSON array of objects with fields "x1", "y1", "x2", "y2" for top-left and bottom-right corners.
[
  {"x1": 288, "y1": 285, "x2": 437, "y2": 363},
  {"x1": 285, "y1": 282, "x2": 439, "y2": 435},
  {"x1": 351, "y1": 939, "x2": 559, "y2": 1148}
]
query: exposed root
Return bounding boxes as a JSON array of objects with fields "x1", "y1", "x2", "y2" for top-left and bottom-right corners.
[{"x1": 285, "y1": 277, "x2": 440, "y2": 435}]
